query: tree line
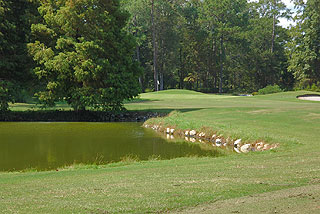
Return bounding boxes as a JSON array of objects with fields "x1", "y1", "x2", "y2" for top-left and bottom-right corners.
[{"x1": 0, "y1": 0, "x2": 319, "y2": 112}]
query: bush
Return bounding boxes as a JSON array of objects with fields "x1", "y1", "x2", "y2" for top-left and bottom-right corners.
[
  {"x1": 257, "y1": 85, "x2": 283, "y2": 95},
  {"x1": 144, "y1": 88, "x2": 153, "y2": 93},
  {"x1": 293, "y1": 80, "x2": 320, "y2": 92}
]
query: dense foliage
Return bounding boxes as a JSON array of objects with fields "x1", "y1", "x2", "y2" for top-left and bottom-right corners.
[
  {"x1": 257, "y1": 84, "x2": 283, "y2": 95},
  {"x1": 28, "y1": 0, "x2": 141, "y2": 111},
  {"x1": 288, "y1": 0, "x2": 320, "y2": 89},
  {"x1": 0, "y1": 0, "x2": 37, "y2": 111},
  {"x1": 0, "y1": 0, "x2": 319, "y2": 111},
  {"x1": 121, "y1": 0, "x2": 298, "y2": 93}
]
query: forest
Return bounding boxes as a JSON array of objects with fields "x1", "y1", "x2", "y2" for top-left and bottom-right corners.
[{"x1": 0, "y1": 0, "x2": 319, "y2": 111}]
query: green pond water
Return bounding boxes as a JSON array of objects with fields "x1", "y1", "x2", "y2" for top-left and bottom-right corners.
[{"x1": 0, "y1": 122, "x2": 222, "y2": 171}]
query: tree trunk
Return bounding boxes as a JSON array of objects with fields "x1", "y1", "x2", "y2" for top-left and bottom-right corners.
[
  {"x1": 136, "y1": 45, "x2": 144, "y2": 92},
  {"x1": 219, "y1": 35, "x2": 224, "y2": 94},
  {"x1": 132, "y1": 15, "x2": 143, "y2": 92},
  {"x1": 179, "y1": 48, "x2": 184, "y2": 89},
  {"x1": 210, "y1": 37, "x2": 216, "y2": 92},
  {"x1": 151, "y1": 0, "x2": 158, "y2": 91},
  {"x1": 160, "y1": 72, "x2": 164, "y2": 90},
  {"x1": 160, "y1": 61, "x2": 164, "y2": 90},
  {"x1": 271, "y1": 0, "x2": 276, "y2": 53}
]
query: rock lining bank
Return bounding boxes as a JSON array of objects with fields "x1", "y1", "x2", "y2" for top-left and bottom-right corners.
[{"x1": 144, "y1": 124, "x2": 279, "y2": 153}]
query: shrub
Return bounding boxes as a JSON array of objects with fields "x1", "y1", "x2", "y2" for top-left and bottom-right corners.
[
  {"x1": 293, "y1": 80, "x2": 320, "y2": 92},
  {"x1": 257, "y1": 85, "x2": 283, "y2": 95}
]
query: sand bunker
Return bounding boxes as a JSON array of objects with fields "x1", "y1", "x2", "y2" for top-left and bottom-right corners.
[{"x1": 297, "y1": 94, "x2": 320, "y2": 101}]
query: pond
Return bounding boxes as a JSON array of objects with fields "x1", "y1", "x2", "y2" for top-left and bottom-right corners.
[{"x1": 0, "y1": 122, "x2": 223, "y2": 171}]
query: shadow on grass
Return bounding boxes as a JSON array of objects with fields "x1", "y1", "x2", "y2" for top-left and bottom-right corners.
[
  {"x1": 296, "y1": 94, "x2": 320, "y2": 98},
  {"x1": 131, "y1": 108, "x2": 205, "y2": 114},
  {"x1": 124, "y1": 98, "x2": 160, "y2": 104}
]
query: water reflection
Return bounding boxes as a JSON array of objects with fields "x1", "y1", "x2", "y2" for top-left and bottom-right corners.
[{"x1": 0, "y1": 122, "x2": 223, "y2": 171}]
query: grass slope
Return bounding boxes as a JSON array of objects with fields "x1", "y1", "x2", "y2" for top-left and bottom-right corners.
[{"x1": 1, "y1": 90, "x2": 320, "y2": 213}]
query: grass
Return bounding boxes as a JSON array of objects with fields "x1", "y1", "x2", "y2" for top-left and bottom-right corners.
[{"x1": 1, "y1": 89, "x2": 320, "y2": 213}]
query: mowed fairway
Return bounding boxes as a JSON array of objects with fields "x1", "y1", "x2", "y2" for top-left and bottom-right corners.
[{"x1": 1, "y1": 90, "x2": 320, "y2": 213}]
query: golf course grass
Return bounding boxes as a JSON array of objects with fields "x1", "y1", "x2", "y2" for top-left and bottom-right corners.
[{"x1": 1, "y1": 90, "x2": 320, "y2": 213}]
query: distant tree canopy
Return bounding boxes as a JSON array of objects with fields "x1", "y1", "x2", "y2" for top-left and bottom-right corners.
[
  {"x1": 0, "y1": 0, "x2": 319, "y2": 112},
  {"x1": 28, "y1": 0, "x2": 141, "y2": 111},
  {"x1": 288, "y1": 0, "x2": 320, "y2": 87},
  {"x1": 122, "y1": 0, "x2": 296, "y2": 93}
]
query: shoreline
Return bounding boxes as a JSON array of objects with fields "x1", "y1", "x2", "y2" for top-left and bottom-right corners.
[
  {"x1": 0, "y1": 110, "x2": 165, "y2": 122},
  {"x1": 143, "y1": 122, "x2": 279, "y2": 153}
]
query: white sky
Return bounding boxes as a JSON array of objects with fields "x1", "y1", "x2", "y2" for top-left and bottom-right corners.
[
  {"x1": 279, "y1": 0, "x2": 296, "y2": 28},
  {"x1": 249, "y1": 0, "x2": 297, "y2": 28}
]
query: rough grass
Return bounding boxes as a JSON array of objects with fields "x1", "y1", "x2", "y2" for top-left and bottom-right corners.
[{"x1": 1, "y1": 89, "x2": 320, "y2": 213}]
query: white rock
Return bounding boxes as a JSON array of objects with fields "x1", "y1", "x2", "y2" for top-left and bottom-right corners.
[
  {"x1": 215, "y1": 139, "x2": 222, "y2": 147},
  {"x1": 234, "y1": 147, "x2": 241, "y2": 153},
  {"x1": 166, "y1": 128, "x2": 170, "y2": 134},
  {"x1": 190, "y1": 138, "x2": 196, "y2": 143},
  {"x1": 263, "y1": 144, "x2": 270, "y2": 150},
  {"x1": 255, "y1": 142, "x2": 264, "y2": 151},
  {"x1": 240, "y1": 144, "x2": 251, "y2": 153},
  {"x1": 185, "y1": 130, "x2": 189, "y2": 136},
  {"x1": 189, "y1": 130, "x2": 196, "y2": 136},
  {"x1": 257, "y1": 146, "x2": 263, "y2": 151},
  {"x1": 212, "y1": 134, "x2": 216, "y2": 139},
  {"x1": 170, "y1": 129, "x2": 175, "y2": 134},
  {"x1": 234, "y1": 139, "x2": 242, "y2": 148},
  {"x1": 199, "y1": 132, "x2": 205, "y2": 138},
  {"x1": 256, "y1": 142, "x2": 264, "y2": 147}
]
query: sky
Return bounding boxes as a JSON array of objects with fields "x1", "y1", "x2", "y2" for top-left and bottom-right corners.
[
  {"x1": 249, "y1": 0, "x2": 297, "y2": 28},
  {"x1": 279, "y1": 0, "x2": 296, "y2": 28}
]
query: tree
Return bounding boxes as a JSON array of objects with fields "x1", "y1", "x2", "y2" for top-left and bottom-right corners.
[
  {"x1": 28, "y1": 0, "x2": 141, "y2": 111},
  {"x1": 121, "y1": 0, "x2": 294, "y2": 93},
  {"x1": 288, "y1": 0, "x2": 320, "y2": 87},
  {"x1": 179, "y1": 0, "x2": 212, "y2": 91},
  {"x1": 0, "y1": 0, "x2": 38, "y2": 112},
  {"x1": 200, "y1": 0, "x2": 249, "y2": 93},
  {"x1": 247, "y1": 0, "x2": 293, "y2": 90}
]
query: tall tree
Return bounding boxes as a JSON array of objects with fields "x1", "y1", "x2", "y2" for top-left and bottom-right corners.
[
  {"x1": 28, "y1": 0, "x2": 141, "y2": 111},
  {"x1": 151, "y1": 0, "x2": 159, "y2": 91},
  {"x1": 288, "y1": 0, "x2": 320, "y2": 86},
  {"x1": 123, "y1": 0, "x2": 183, "y2": 91},
  {"x1": 249, "y1": 0, "x2": 291, "y2": 90},
  {"x1": 201, "y1": 0, "x2": 248, "y2": 93},
  {"x1": 0, "y1": 0, "x2": 38, "y2": 111},
  {"x1": 121, "y1": 0, "x2": 151, "y2": 92}
]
